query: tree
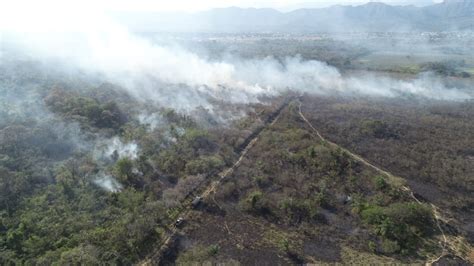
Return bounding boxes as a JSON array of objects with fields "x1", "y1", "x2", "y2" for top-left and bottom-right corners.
[{"x1": 115, "y1": 158, "x2": 134, "y2": 184}]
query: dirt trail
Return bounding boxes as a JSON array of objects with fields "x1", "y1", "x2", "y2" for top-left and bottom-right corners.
[
  {"x1": 138, "y1": 99, "x2": 292, "y2": 266},
  {"x1": 139, "y1": 98, "x2": 470, "y2": 265},
  {"x1": 296, "y1": 100, "x2": 472, "y2": 265}
]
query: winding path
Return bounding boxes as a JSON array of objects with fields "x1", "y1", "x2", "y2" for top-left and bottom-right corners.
[{"x1": 296, "y1": 99, "x2": 455, "y2": 265}]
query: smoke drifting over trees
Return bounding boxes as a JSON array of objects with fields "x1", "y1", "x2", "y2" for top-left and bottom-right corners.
[{"x1": 2, "y1": 4, "x2": 472, "y2": 110}]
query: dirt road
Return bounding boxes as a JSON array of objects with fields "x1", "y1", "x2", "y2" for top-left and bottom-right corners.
[
  {"x1": 138, "y1": 98, "x2": 292, "y2": 265},
  {"x1": 139, "y1": 98, "x2": 471, "y2": 265}
]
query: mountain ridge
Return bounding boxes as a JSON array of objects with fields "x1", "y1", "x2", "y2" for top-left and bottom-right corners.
[{"x1": 113, "y1": 1, "x2": 474, "y2": 33}]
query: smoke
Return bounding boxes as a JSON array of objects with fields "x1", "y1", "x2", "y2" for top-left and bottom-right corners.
[
  {"x1": 345, "y1": 72, "x2": 472, "y2": 101},
  {"x1": 106, "y1": 138, "x2": 138, "y2": 160},
  {"x1": 95, "y1": 137, "x2": 139, "y2": 162},
  {"x1": 138, "y1": 113, "x2": 166, "y2": 130},
  {"x1": 1, "y1": 1, "x2": 471, "y2": 115},
  {"x1": 93, "y1": 174, "x2": 123, "y2": 192}
]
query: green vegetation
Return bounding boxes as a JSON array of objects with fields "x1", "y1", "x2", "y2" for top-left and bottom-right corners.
[
  {"x1": 185, "y1": 155, "x2": 224, "y2": 175},
  {"x1": 361, "y1": 120, "x2": 398, "y2": 139},
  {"x1": 374, "y1": 176, "x2": 388, "y2": 190},
  {"x1": 240, "y1": 190, "x2": 271, "y2": 214},
  {"x1": 231, "y1": 119, "x2": 359, "y2": 225},
  {"x1": 0, "y1": 183, "x2": 167, "y2": 264},
  {"x1": 302, "y1": 96, "x2": 474, "y2": 231},
  {"x1": 175, "y1": 244, "x2": 221, "y2": 264},
  {"x1": 0, "y1": 72, "x2": 243, "y2": 263},
  {"x1": 45, "y1": 88, "x2": 128, "y2": 130},
  {"x1": 359, "y1": 202, "x2": 434, "y2": 254}
]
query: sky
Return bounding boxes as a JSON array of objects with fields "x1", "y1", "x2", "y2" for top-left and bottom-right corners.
[
  {"x1": 1, "y1": 0, "x2": 443, "y2": 14},
  {"x1": 0, "y1": 0, "x2": 443, "y2": 32},
  {"x1": 91, "y1": 0, "x2": 440, "y2": 11}
]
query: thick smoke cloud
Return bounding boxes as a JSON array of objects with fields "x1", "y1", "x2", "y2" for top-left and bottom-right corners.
[{"x1": 1, "y1": 3, "x2": 471, "y2": 112}]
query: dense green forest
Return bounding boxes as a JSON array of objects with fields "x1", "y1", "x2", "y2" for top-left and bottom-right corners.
[{"x1": 0, "y1": 59, "x2": 288, "y2": 264}]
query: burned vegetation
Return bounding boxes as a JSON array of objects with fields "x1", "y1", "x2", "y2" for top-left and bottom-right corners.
[
  {"x1": 163, "y1": 101, "x2": 452, "y2": 265},
  {"x1": 300, "y1": 95, "x2": 474, "y2": 242}
]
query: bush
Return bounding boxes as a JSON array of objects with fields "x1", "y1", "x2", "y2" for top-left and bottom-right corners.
[
  {"x1": 279, "y1": 198, "x2": 317, "y2": 223},
  {"x1": 240, "y1": 190, "x2": 271, "y2": 215},
  {"x1": 279, "y1": 238, "x2": 290, "y2": 253},
  {"x1": 58, "y1": 245, "x2": 100, "y2": 265},
  {"x1": 385, "y1": 202, "x2": 433, "y2": 235},
  {"x1": 368, "y1": 241, "x2": 377, "y2": 253},
  {"x1": 216, "y1": 181, "x2": 238, "y2": 200},
  {"x1": 360, "y1": 202, "x2": 433, "y2": 254},
  {"x1": 115, "y1": 158, "x2": 134, "y2": 184},
  {"x1": 361, "y1": 205, "x2": 386, "y2": 224},
  {"x1": 208, "y1": 244, "x2": 219, "y2": 256},
  {"x1": 245, "y1": 191, "x2": 263, "y2": 209},
  {"x1": 381, "y1": 239, "x2": 400, "y2": 254},
  {"x1": 374, "y1": 176, "x2": 387, "y2": 190},
  {"x1": 253, "y1": 176, "x2": 270, "y2": 188},
  {"x1": 175, "y1": 244, "x2": 221, "y2": 264},
  {"x1": 45, "y1": 92, "x2": 127, "y2": 130},
  {"x1": 360, "y1": 120, "x2": 397, "y2": 139},
  {"x1": 185, "y1": 156, "x2": 224, "y2": 175}
]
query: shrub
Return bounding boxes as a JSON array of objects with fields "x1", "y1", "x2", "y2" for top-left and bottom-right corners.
[
  {"x1": 247, "y1": 191, "x2": 263, "y2": 209},
  {"x1": 175, "y1": 245, "x2": 210, "y2": 264},
  {"x1": 115, "y1": 158, "x2": 134, "y2": 184},
  {"x1": 185, "y1": 156, "x2": 224, "y2": 175},
  {"x1": 279, "y1": 198, "x2": 317, "y2": 223},
  {"x1": 208, "y1": 244, "x2": 219, "y2": 256},
  {"x1": 360, "y1": 120, "x2": 397, "y2": 139},
  {"x1": 361, "y1": 206, "x2": 386, "y2": 225},
  {"x1": 279, "y1": 238, "x2": 290, "y2": 253},
  {"x1": 253, "y1": 176, "x2": 270, "y2": 188},
  {"x1": 360, "y1": 202, "x2": 434, "y2": 254},
  {"x1": 374, "y1": 176, "x2": 387, "y2": 190},
  {"x1": 216, "y1": 181, "x2": 237, "y2": 200},
  {"x1": 381, "y1": 239, "x2": 400, "y2": 254},
  {"x1": 240, "y1": 190, "x2": 271, "y2": 215},
  {"x1": 368, "y1": 241, "x2": 377, "y2": 253}
]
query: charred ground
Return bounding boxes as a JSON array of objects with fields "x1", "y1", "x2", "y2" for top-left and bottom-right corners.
[{"x1": 159, "y1": 98, "x2": 474, "y2": 265}]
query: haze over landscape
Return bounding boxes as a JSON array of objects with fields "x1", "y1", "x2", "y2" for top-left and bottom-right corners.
[
  {"x1": 113, "y1": 0, "x2": 473, "y2": 32},
  {"x1": 0, "y1": 0, "x2": 473, "y2": 265}
]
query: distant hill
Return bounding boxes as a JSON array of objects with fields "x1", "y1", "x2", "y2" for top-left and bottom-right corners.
[{"x1": 113, "y1": 0, "x2": 474, "y2": 33}]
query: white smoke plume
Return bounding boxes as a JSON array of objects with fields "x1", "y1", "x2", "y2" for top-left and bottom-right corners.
[
  {"x1": 1, "y1": 1, "x2": 471, "y2": 108},
  {"x1": 138, "y1": 113, "x2": 166, "y2": 130},
  {"x1": 93, "y1": 174, "x2": 123, "y2": 193},
  {"x1": 95, "y1": 137, "x2": 138, "y2": 161}
]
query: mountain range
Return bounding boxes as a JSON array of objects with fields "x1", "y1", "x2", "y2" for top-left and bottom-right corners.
[{"x1": 113, "y1": 0, "x2": 473, "y2": 33}]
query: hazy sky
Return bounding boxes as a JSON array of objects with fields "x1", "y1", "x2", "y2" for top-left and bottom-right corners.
[
  {"x1": 107, "y1": 0, "x2": 443, "y2": 11},
  {"x1": 86, "y1": 0, "x2": 441, "y2": 11},
  {"x1": 2, "y1": 0, "x2": 443, "y2": 13},
  {"x1": 0, "y1": 0, "x2": 443, "y2": 32}
]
